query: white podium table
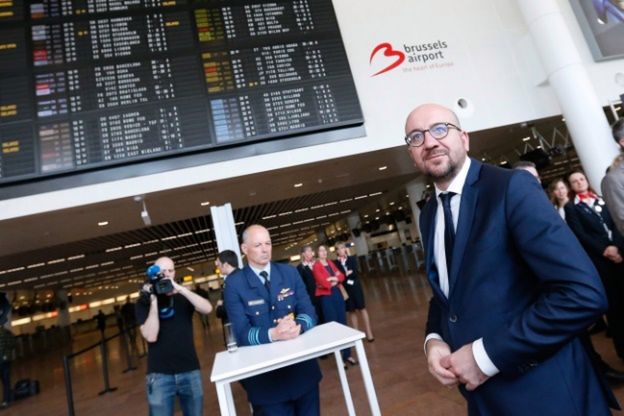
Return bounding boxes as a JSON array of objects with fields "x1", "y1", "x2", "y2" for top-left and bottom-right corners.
[{"x1": 210, "y1": 321, "x2": 381, "y2": 415}]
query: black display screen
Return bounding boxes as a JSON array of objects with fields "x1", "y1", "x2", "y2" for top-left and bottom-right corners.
[{"x1": 0, "y1": 0, "x2": 363, "y2": 183}]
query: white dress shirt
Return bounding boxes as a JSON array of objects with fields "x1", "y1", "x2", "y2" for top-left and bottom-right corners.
[{"x1": 424, "y1": 157, "x2": 500, "y2": 377}]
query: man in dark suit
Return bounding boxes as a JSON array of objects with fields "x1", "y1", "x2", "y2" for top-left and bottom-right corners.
[
  {"x1": 214, "y1": 249, "x2": 239, "y2": 346},
  {"x1": 224, "y1": 225, "x2": 322, "y2": 415},
  {"x1": 405, "y1": 103, "x2": 615, "y2": 414}
]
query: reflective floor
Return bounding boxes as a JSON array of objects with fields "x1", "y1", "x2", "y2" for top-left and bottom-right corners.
[{"x1": 7, "y1": 262, "x2": 624, "y2": 415}]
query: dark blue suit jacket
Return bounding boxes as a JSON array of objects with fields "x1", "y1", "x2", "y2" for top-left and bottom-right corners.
[
  {"x1": 224, "y1": 262, "x2": 322, "y2": 405},
  {"x1": 296, "y1": 263, "x2": 318, "y2": 304},
  {"x1": 421, "y1": 159, "x2": 614, "y2": 415}
]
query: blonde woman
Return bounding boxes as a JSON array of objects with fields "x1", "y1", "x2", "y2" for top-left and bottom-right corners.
[{"x1": 548, "y1": 178, "x2": 569, "y2": 220}]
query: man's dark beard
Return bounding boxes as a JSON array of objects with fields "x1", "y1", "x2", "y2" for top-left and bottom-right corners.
[{"x1": 426, "y1": 160, "x2": 458, "y2": 181}]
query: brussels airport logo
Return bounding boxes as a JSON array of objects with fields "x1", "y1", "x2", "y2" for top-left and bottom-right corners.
[
  {"x1": 369, "y1": 40, "x2": 451, "y2": 76},
  {"x1": 369, "y1": 43, "x2": 405, "y2": 76}
]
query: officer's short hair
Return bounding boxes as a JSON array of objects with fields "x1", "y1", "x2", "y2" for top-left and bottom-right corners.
[{"x1": 217, "y1": 250, "x2": 239, "y2": 269}]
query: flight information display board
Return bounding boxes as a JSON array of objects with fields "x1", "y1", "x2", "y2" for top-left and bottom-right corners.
[{"x1": 0, "y1": 0, "x2": 363, "y2": 183}]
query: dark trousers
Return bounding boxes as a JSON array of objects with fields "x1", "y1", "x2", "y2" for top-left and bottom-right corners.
[
  {"x1": 252, "y1": 385, "x2": 319, "y2": 416},
  {"x1": 312, "y1": 299, "x2": 324, "y2": 325},
  {"x1": 595, "y1": 259, "x2": 624, "y2": 358},
  {"x1": 320, "y1": 287, "x2": 351, "y2": 360},
  {"x1": 0, "y1": 361, "x2": 10, "y2": 403}
]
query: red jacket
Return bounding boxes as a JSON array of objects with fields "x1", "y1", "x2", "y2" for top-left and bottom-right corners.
[{"x1": 312, "y1": 260, "x2": 344, "y2": 297}]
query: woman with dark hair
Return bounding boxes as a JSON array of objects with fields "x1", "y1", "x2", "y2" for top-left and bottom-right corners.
[
  {"x1": 334, "y1": 242, "x2": 375, "y2": 342},
  {"x1": 565, "y1": 170, "x2": 624, "y2": 361},
  {"x1": 548, "y1": 178, "x2": 569, "y2": 220},
  {"x1": 312, "y1": 244, "x2": 357, "y2": 366}
]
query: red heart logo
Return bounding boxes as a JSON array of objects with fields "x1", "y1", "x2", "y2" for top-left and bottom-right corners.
[{"x1": 369, "y1": 43, "x2": 405, "y2": 76}]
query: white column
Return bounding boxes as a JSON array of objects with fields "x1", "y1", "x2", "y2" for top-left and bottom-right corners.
[
  {"x1": 517, "y1": 0, "x2": 619, "y2": 189},
  {"x1": 394, "y1": 220, "x2": 410, "y2": 244},
  {"x1": 406, "y1": 179, "x2": 428, "y2": 241},
  {"x1": 210, "y1": 203, "x2": 243, "y2": 267},
  {"x1": 315, "y1": 231, "x2": 325, "y2": 244},
  {"x1": 55, "y1": 289, "x2": 71, "y2": 327},
  {"x1": 347, "y1": 213, "x2": 369, "y2": 255}
]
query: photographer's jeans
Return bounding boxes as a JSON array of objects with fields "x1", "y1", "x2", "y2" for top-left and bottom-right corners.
[{"x1": 146, "y1": 369, "x2": 203, "y2": 416}]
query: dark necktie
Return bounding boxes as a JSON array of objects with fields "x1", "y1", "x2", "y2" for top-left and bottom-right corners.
[
  {"x1": 439, "y1": 192, "x2": 456, "y2": 274},
  {"x1": 260, "y1": 271, "x2": 270, "y2": 294}
]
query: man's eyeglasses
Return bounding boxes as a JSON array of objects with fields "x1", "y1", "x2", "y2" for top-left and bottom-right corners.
[{"x1": 404, "y1": 122, "x2": 461, "y2": 147}]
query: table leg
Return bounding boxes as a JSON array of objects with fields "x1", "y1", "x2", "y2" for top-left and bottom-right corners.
[
  {"x1": 355, "y1": 340, "x2": 381, "y2": 416},
  {"x1": 225, "y1": 382, "x2": 236, "y2": 415},
  {"x1": 216, "y1": 381, "x2": 237, "y2": 416},
  {"x1": 334, "y1": 349, "x2": 356, "y2": 416}
]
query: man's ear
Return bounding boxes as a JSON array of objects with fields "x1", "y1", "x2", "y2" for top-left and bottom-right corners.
[
  {"x1": 618, "y1": 137, "x2": 624, "y2": 150},
  {"x1": 462, "y1": 131, "x2": 470, "y2": 152}
]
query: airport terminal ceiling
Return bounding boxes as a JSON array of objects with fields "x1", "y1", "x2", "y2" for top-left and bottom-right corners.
[
  {"x1": 0, "y1": 170, "x2": 420, "y2": 292},
  {"x1": 0, "y1": 111, "x2": 596, "y2": 294}
]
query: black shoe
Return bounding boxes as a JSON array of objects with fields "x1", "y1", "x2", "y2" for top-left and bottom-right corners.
[
  {"x1": 589, "y1": 318, "x2": 608, "y2": 335},
  {"x1": 604, "y1": 367, "x2": 624, "y2": 385}
]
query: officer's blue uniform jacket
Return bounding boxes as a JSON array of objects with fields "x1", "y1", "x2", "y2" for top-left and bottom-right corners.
[{"x1": 224, "y1": 262, "x2": 322, "y2": 405}]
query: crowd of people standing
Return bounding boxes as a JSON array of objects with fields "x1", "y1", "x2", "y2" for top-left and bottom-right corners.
[{"x1": 534, "y1": 118, "x2": 624, "y2": 384}]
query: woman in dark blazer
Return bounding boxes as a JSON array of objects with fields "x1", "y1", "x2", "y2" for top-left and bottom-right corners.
[
  {"x1": 334, "y1": 242, "x2": 374, "y2": 342},
  {"x1": 312, "y1": 244, "x2": 356, "y2": 366},
  {"x1": 565, "y1": 170, "x2": 624, "y2": 360}
]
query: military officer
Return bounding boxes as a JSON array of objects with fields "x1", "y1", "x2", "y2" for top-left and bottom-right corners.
[{"x1": 224, "y1": 224, "x2": 322, "y2": 415}]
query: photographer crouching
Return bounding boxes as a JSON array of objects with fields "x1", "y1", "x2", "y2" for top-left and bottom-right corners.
[{"x1": 136, "y1": 256, "x2": 212, "y2": 416}]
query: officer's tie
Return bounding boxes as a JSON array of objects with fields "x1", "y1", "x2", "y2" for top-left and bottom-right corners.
[
  {"x1": 260, "y1": 271, "x2": 270, "y2": 294},
  {"x1": 440, "y1": 192, "x2": 456, "y2": 274}
]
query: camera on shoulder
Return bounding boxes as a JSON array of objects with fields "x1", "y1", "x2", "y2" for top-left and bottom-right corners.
[
  {"x1": 144, "y1": 265, "x2": 175, "y2": 319},
  {"x1": 146, "y1": 265, "x2": 174, "y2": 295}
]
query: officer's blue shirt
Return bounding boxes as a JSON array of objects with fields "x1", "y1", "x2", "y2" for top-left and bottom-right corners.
[{"x1": 249, "y1": 263, "x2": 271, "y2": 285}]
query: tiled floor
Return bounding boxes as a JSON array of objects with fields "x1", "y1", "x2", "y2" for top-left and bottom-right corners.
[{"x1": 6, "y1": 264, "x2": 624, "y2": 415}]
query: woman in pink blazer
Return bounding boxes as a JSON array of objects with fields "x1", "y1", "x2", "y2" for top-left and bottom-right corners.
[{"x1": 312, "y1": 244, "x2": 356, "y2": 366}]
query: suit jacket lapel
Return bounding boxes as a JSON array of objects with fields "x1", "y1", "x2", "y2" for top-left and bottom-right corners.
[
  {"x1": 422, "y1": 198, "x2": 448, "y2": 305},
  {"x1": 448, "y1": 159, "x2": 481, "y2": 298}
]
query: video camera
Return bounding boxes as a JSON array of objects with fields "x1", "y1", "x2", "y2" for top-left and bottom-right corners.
[
  {"x1": 146, "y1": 264, "x2": 174, "y2": 295},
  {"x1": 145, "y1": 265, "x2": 175, "y2": 319}
]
